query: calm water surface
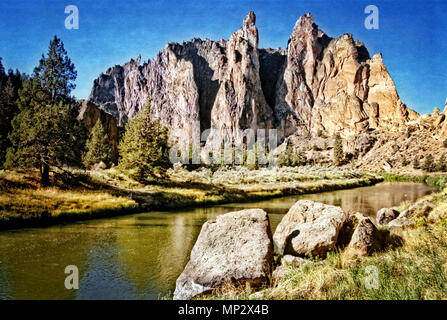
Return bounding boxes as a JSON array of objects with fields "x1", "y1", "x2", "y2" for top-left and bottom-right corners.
[{"x1": 0, "y1": 182, "x2": 434, "y2": 299}]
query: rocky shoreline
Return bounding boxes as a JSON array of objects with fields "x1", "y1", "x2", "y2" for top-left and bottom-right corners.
[{"x1": 174, "y1": 196, "x2": 439, "y2": 300}]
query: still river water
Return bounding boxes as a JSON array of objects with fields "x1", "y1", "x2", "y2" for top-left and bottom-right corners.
[{"x1": 0, "y1": 182, "x2": 434, "y2": 299}]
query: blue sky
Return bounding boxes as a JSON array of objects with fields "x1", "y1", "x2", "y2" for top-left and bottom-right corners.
[{"x1": 0, "y1": 0, "x2": 445, "y2": 114}]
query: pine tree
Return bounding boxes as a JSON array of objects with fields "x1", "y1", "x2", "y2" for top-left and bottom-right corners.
[
  {"x1": 82, "y1": 119, "x2": 113, "y2": 169},
  {"x1": 5, "y1": 37, "x2": 86, "y2": 186},
  {"x1": 422, "y1": 154, "x2": 435, "y2": 172},
  {"x1": 413, "y1": 156, "x2": 420, "y2": 169},
  {"x1": 435, "y1": 154, "x2": 447, "y2": 172},
  {"x1": 295, "y1": 149, "x2": 306, "y2": 166},
  {"x1": 333, "y1": 133, "x2": 343, "y2": 166},
  {"x1": 118, "y1": 100, "x2": 170, "y2": 183},
  {"x1": 0, "y1": 59, "x2": 22, "y2": 167}
]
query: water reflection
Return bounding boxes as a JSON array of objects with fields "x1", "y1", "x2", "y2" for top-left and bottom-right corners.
[{"x1": 0, "y1": 182, "x2": 434, "y2": 299}]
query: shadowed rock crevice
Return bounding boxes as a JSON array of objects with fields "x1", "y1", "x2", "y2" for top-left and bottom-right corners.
[{"x1": 259, "y1": 48, "x2": 286, "y2": 110}]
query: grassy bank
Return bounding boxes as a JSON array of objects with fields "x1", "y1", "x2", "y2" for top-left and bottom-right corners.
[
  {"x1": 381, "y1": 172, "x2": 447, "y2": 190},
  {"x1": 0, "y1": 167, "x2": 382, "y2": 230}
]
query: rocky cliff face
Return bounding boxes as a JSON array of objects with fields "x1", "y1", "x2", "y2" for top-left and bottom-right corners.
[{"x1": 85, "y1": 11, "x2": 414, "y2": 147}]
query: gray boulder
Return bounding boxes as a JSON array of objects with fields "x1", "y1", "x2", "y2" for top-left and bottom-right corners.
[
  {"x1": 273, "y1": 200, "x2": 348, "y2": 258},
  {"x1": 376, "y1": 208, "x2": 400, "y2": 226},
  {"x1": 348, "y1": 217, "x2": 383, "y2": 255},
  {"x1": 173, "y1": 209, "x2": 273, "y2": 300}
]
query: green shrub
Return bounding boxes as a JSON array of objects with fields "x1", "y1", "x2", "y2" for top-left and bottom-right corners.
[
  {"x1": 413, "y1": 156, "x2": 420, "y2": 169},
  {"x1": 435, "y1": 154, "x2": 447, "y2": 172},
  {"x1": 422, "y1": 154, "x2": 435, "y2": 172}
]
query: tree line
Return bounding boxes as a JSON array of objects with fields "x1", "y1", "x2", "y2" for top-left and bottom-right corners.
[{"x1": 0, "y1": 36, "x2": 170, "y2": 186}]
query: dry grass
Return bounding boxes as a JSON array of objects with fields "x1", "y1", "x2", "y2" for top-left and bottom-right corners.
[
  {"x1": 0, "y1": 167, "x2": 380, "y2": 229},
  {"x1": 0, "y1": 170, "x2": 138, "y2": 227}
]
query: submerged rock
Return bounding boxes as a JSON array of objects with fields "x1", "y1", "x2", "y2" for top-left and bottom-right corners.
[
  {"x1": 273, "y1": 200, "x2": 347, "y2": 258},
  {"x1": 173, "y1": 209, "x2": 273, "y2": 300}
]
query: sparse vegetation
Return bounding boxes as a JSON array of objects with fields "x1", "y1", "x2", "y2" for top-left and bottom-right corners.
[{"x1": 277, "y1": 145, "x2": 307, "y2": 167}]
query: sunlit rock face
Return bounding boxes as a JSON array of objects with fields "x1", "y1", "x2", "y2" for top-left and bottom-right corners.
[{"x1": 85, "y1": 11, "x2": 411, "y2": 145}]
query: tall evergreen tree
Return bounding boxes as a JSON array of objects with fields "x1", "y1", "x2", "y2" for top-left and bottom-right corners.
[
  {"x1": 422, "y1": 154, "x2": 435, "y2": 172},
  {"x1": 5, "y1": 37, "x2": 86, "y2": 186},
  {"x1": 0, "y1": 58, "x2": 22, "y2": 167},
  {"x1": 118, "y1": 100, "x2": 170, "y2": 183},
  {"x1": 413, "y1": 156, "x2": 420, "y2": 169},
  {"x1": 82, "y1": 119, "x2": 113, "y2": 169},
  {"x1": 435, "y1": 154, "x2": 447, "y2": 172},
  {"x1": 333, "y1": 133, "x2": 344, "y2": 166}
]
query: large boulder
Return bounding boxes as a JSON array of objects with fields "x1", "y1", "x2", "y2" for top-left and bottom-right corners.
[
  {"x1": 273, "y1": 200, "x2": 348, "y2": 258},
  {"x1": 173, "y1": 209, "x2": 273, "y2": 300},
  {"x1": 376, "y1": 208, "x2": 400, "y2": 227},
  {"x1": 388, "y1": 200, "x2": 435, "y2": 228},
  {"x1": 348, "y1": 217, "x2": 383, "y2": 255},
  {"x1": 336, "y1": 211, "x2": 365, "y2": 248}
]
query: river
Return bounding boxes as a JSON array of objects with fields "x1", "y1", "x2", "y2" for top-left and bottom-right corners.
[{"x1": 0, "y1": 182, "x2": 435, "y2": 299}]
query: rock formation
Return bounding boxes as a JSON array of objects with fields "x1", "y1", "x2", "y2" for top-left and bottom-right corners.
[
  {"x1": 434, "y1": 99, "x2": 447, "y2": 138},
  {"x1": 84, "y1": 11, "x2": 413, "y2": 149},
  {"x1": 173, "y1": 209, "x2": 273, "y2": 300}
]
